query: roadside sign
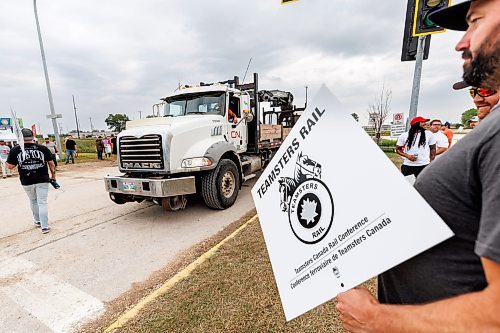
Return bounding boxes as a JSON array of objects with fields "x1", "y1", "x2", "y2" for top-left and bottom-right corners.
[
  {"x1": 251, "y1": 85, "x2": 453, "y2": 321},
  {"x1": 391, "y1": 113, "x2": 405, "y2": 138},
  {"x1": 0, "y1": 118, "x2": 11, "y2": 126},
  {"x1": 393, "y1": 113, "x2": 404, "y2": 124},
  {"x1": 391, "y1": 124, "x2": 406, "y2": 138}
]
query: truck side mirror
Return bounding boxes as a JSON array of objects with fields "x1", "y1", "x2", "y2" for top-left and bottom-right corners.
[{"x1": 243, "y1": 111, "x2": 254, "y2": 123}]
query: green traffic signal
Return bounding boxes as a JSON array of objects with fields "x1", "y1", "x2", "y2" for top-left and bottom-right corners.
[{"x1": 423, "y1": 14, "x2": 436, "y2": 27}]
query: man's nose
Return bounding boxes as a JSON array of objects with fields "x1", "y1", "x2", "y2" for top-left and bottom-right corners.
[{"x1": 455, "y1": 30, "x2": 471, "y2": 52}]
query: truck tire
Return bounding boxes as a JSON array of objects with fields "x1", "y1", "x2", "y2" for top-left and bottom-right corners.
[{"x1": 202, "y1": 159, "x2": 240, "y2": 209}]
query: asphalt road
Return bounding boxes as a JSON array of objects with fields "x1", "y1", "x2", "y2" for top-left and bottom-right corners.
[{"x1": 0, "y1": 164, "x2": 256, "y2": 332}]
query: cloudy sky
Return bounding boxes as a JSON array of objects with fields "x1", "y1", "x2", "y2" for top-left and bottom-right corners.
[{"x1": 0, "y1": 0, "x2": 472, "y2": 133}]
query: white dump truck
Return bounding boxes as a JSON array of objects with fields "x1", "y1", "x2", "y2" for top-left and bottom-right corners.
[{"x1": 104, "y1": 73, "x2": 306, "y2": 210}]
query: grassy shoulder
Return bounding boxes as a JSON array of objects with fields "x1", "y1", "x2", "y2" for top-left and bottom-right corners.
[
  {"x1": 90, "y1": 151, "x2": 402, "y2": 333},
  {"x1": 118, "y1": 219, "x2": 375, "y2": 333}
]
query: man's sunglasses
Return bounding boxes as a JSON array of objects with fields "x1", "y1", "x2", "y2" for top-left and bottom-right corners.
[{"x1": 469, "y1": 87, "x2": 496, "y2": 98}]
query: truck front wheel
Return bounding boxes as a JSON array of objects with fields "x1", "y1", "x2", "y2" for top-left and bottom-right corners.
[{"x1": 202, "y1": 159, "x2": 240, "y2": 209}]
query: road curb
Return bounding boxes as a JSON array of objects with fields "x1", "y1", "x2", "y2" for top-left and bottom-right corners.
[{"x1": 104, "y1": 214, "x2": 258, "y2": 332}]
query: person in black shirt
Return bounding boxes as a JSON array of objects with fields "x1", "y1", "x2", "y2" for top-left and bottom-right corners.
[
  {"x1": 65, "y1": 135, "x2": 77, "y2": 164},
  {"x1": 6, "y1": 128, "x2": 56, "y2": 234},
  {"x1": 110, "y1": 134, "x2": 117, "y2": 156}
]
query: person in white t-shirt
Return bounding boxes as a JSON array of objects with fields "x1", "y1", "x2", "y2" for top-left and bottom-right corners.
[
  {"x1": 428, "y1": 119, "x2": 449, "y2": 156},
  {"x1": 396, "y1": 116, "x2": 437, "y2": 178},
  {"x1": 0, "y1": 140, "x2": 12, "y2": 178}
]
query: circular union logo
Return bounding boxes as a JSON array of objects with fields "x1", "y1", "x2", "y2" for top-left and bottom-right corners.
[{"x1": 288, "y1": 178, "x2": 334, "y2": 244}]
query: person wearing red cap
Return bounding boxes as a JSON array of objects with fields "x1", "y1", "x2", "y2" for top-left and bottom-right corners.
[
  {"x1": 395, "y1": 116, "x2": 436, "y2": 178},
  {"x1": 336, "y1": 1, "x2": 500, "y2": 331}
]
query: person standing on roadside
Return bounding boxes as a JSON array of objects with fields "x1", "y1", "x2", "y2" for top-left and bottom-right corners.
[
  {"x1": 110, "y1": 134, "x2": 117, "y2": 157},
  {"x1": 428, "y1": 119, "x2": 449, "y2": 156},
  {"x1": 336, "y1": 1, "x2": 500, "y2": 332},
  {"x1": 44, "y1": 137, "x2": 58, "y2": 167},
  {"x1": 440, "y1": 121, "x2": 454, "y2": 147},
  {"x1": 95, "y1": 137, "x2": 104, "y2": 160},
  {"x1": 469, "y1": 115, "x2": 479, "y2": 128},
  {"x1": 396, "y1": 116, "x2": 436, "y2": 178},
  {"x1": 454, "y1": 81, "x2": 499, "y2": 123},
  {"x1": 102, "y1": 136, "x2": 111, "y2": 158},
  {"x1": 65, "y1": 135, "x2": 77, "y2": 164},
  {"x1": 470, "y1": 87, "x2": 499, "y2": 120},
  {"x1": 6, "y1": 129, "x2": 56, "y2": 234},
  {"x1": 0, "y1": 139, "x2": 12, "y2": 178}
]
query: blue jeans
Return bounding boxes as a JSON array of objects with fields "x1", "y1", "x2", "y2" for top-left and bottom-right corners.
[
  {"x1": 66, "y1": 149, "x2": 75, "y2": 163},
  {"x1": 23, "y1": 183, "x2": 49, "y2": 229}
]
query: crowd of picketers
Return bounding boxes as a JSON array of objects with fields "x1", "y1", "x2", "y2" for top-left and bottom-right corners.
[{"x1": 395, "y1": 82, "x2": 498, "y2": 179}]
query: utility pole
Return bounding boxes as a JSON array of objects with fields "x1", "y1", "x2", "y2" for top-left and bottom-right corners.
[
  {"x1": 72, "y1": 95, "x2": 81, "y2": 138},
  {"x1": 304, "y1": 85, "x2": 308, "y2": 109},
  {"x1": 33, "y1": 0, "x2": 62, "y2": 153},
  {"x1": 89, "y1": 117, "x2": 94, "y2": 135},
  {"x1": 138, "y1": 110, "x2": 143, "y2": 119}
]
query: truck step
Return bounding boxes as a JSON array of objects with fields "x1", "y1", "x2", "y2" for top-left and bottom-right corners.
[{"x1": 243, "y1": 174, "x2": 256, "y2": 182}]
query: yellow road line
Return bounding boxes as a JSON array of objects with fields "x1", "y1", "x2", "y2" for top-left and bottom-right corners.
[{"x1": 104, "y1": 214, "x2": 258, "y2": 332}]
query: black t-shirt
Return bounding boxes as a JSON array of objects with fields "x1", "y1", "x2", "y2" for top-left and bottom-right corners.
[
  {"x1": 111, "y1": 137, "x2": 117, "y2": 154},
  {"x1": 6, "y1": 143, "x2": 52, "y2": 186},
  {"x1": 66, "y1": 139, "x2": 77, "y2": 150},
  {"x1": 379, "y1": 105, "x2": 500, "y2": 305}
]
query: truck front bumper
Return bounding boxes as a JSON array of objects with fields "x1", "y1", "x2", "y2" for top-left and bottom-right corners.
[{"x1": 104, "y1": 175, "x2": 196, "y2": 197}]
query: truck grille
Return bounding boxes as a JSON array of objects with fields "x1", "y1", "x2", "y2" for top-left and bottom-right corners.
[{"x1": 119, "y1": 135, "x2": 164, "y2": 170}]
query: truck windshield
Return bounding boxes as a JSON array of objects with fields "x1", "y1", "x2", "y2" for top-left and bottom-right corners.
[{"x1": 164, "y1": 93, "x2": 225, "y2": 117}]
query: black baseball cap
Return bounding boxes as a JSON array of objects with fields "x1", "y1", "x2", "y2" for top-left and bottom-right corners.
[
  {"x1": 21, "y1": 128, "x2": 34, "y2": 140},
  {"x1": 428, "y1": 1, "x2": 472, "y2": 31},
  {"x1": 453, "y1": 80, "x2": 470, "y2": 90}
]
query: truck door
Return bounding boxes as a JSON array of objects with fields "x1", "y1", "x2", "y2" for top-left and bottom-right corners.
[{"x1": 226, "y1": 95, "x2": 247, "y2": 153}]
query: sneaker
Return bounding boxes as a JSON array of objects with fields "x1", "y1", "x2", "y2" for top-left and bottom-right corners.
[
  {"x1": 41, "y1": 228, "x2": 50, "y2": 234},
  {"x1": 34, "y1": 222, "x2": 41, "y2": 228}
]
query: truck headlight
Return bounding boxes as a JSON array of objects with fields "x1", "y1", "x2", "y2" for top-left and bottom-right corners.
[{"x1": 181, "y1": 157, "x2": 212, "y2": 168}]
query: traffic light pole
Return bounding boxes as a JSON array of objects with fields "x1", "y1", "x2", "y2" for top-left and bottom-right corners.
[{"x1": 407, "y1": 35, "x2": 426, "y2": 130}]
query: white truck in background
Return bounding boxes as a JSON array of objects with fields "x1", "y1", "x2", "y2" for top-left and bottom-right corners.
[{"x1": 104, "y1": 73, "x2": 306, "y2": 211}]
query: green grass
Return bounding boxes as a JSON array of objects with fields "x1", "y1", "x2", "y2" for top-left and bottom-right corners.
[
  {"x1": 74, "y1": 139, "x2": 101, "y2": 153},
  {"x1": 378, "y1": 138, "x2": 397, "y2": 146},
  {"x1": 60, "y1": 152, "x2": 112, "y2": 163}
]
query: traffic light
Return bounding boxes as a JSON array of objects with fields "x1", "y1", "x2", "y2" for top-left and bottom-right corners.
[
  {"x1": 402, "y1": 0, "x2": 431, "y2": 62},
  {"x1": 413, "y1": 0, "x2": 451, "y2": 36}
]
